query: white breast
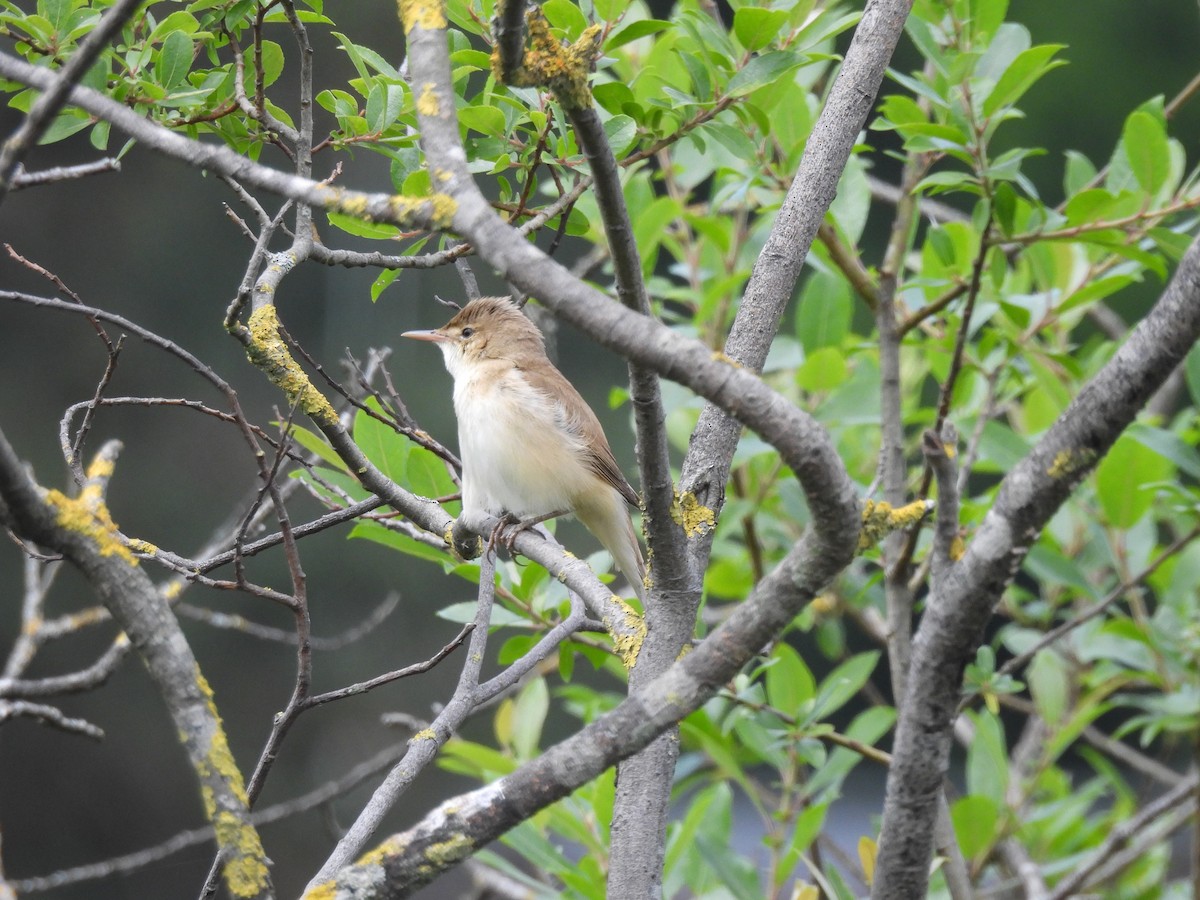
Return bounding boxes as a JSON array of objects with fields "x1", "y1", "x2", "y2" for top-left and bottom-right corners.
[{"x1": 453, "y1": 367, "x2": 594, "y2": 519}]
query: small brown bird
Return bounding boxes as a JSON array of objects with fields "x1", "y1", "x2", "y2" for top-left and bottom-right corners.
[{"x1": 403, "y1": 297, "x2": 647, "y2": 601}]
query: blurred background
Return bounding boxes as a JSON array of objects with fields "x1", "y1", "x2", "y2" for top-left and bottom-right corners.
[{"x1": 1, "y1": 1, "x2": 1198, "y2": 897}]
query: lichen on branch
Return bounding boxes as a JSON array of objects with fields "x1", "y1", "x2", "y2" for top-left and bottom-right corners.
[
  {"x1": 491, "y1": 4, "x2": 602, "y2": 110},
  {"x1": 242, "y1": 305, "x2": 337, "y2": 425},
  {"x1": 858, "y1": 498, "x2": 934, "y2": 552}
]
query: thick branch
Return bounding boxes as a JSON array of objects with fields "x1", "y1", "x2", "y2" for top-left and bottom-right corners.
[
  {"x1": 872, "y1": 232, "x2": 1200, "y2": 898},
  {"x1": 677, "y1": 0, "x2": 915, "y2": 572},
  {"x1": 304, "y1": 521, "x2": 852, "y2": 897},
  {"x1": 0, "y1": 436, "x2": 273, "y2": 899}
]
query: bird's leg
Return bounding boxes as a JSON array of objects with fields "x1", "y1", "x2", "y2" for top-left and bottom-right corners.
[{"x1": 488, "y1": 509, "x2": 570, "y2": 557}]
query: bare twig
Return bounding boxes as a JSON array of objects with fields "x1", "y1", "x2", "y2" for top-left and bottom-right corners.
[{"x1": 9, "y1": 158, "x2": 120, "y2": 189}]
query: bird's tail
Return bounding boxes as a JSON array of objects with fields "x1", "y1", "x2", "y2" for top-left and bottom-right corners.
[{"x1": 576, "y1": 491, "x2": 647, "y2": 604}]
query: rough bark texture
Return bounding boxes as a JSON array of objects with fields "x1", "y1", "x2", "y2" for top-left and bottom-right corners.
[{"x1": 872, "y1": 232, "x2": 1200, "y2": 897}]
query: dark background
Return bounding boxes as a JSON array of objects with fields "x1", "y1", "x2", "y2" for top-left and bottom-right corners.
[{"x1": 0, "y1": 1, "x2": 1197, "y2": 897}]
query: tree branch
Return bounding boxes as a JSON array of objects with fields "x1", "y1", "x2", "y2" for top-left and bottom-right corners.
[
  {"x1": 872, "y1": 232, "x2": 1200, "y2": 898},
  {"x1": 0, "y1": 436, "x2": 274, "y2": 899}
]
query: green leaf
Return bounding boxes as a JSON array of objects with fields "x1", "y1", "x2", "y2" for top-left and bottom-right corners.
[
  {"x1": 694, "y1": 834, "x2": 761, "y2": 900},
  {"x1": 593, "y1": 81, "x2": 635, "y2": 115},
  {"x1": 440, "y1": 738, "x2": 519, "y2": 778},
  {"x1": 874, "y1": 93, "x2": 926, "y2": 129},
  {"x1": 606, "y1": 19, "x2": 673, "y2": 51},
  {"x1": 765, "y1": 643, "x2": 815, "y2": 715},
  {"x1": 289, "y1": 425, "x2": 347, "y2": 471},
  {"x1": 371, "y1": 268, "x2": 400, "y2": 302},
  {"x1": 542, "y1": 0, "x2": 588, "y2": 38},
  {"x1": 1185, "y1": 344, "x2": 1200, "y2": 407},
  {"x1": 733, "y1": 7, "x2": 789, "y2": 52},
  {"x1": 602, "y1": 114, "x2": 638, "y2": 156},
  {"x1": 951, "y1": 795, "x2": 999, "y2": 859},
  {"x1": 157, "y1": 30, "x2": 193, "y2": 89},
  {"x1": 726, "y1": 51, "x2": 802, "y2": 99},
  {"x1": 796, "y1": 346, "x2": 848, "y2": 393},
  {"x1": 976, "y1": 420, "x2": 1030, "y2": 471},
  {"x1": 38, "y1": 111, "x2": 91, "y2": 144},
  {"x1": 1064, "y1": 149, "x2": 1097, "y2": 196},
  {"x1": 1094, "y1": 433, "x2": 1173, "y2": 528},
  {"x1": 965, "y1": 710, "x2": 1008, "y2": 804},
  {"x1": 810, "y1": 651, "x2": 879, "y2": 721},
  {"x1": 255, "y1": 39, "x2": 284, "y2": 88},
  {"x1": 365, "y1": 80, "x2": 405, "y2": 132},
  {"x1": 437, "y1": 600, "x2": 528, "y2": 627},
  {"x1": 327, "y1": 211, "x2": 400, "y2": 239},
  {"x1": 1126, "y1": 422, "x2": 1200, "y2": 480},
  {"x1": 511, "y1": 677, "x2": 549, "y2": 759},
  {"x1": 1121, "y1": 109, "x2": 1171, "y2": 195},
  {"x1": 405, "y1": 444, "x2": 457, "y2": 500},
  {"x1": 1028, "y1": 649, "x2": 1069, "y2": 726},
  {"x1": 981, "y1": 43, "x2": 1066, "y2": 117},
  {"x1": 796, "y1": 271, "x2": 851, "y2": 353},
  {"x1": 459, "y1": 104, "x2": 506, "y2": 137},
  {"x1": 349, "y1": 520, "x2": 447, "y2": 566},
  {"x1": 352, "y1": 400, "x2": 408, "y2": 481},
  {"x1": 592, "y1": 0, "x2": 624, "y2": 22}
]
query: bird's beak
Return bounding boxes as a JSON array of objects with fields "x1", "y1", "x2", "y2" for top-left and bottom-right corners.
[{"x1": 401, "y1": 329, "x2": 449, "y2": 343}]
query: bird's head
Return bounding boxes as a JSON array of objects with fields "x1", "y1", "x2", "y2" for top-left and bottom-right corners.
[{"x1": 402, "y1": 296, "x2": 546, "y2": 378}]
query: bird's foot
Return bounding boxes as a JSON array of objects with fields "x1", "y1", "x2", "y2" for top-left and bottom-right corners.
[{"x1": 486, "y1": 510, "x2": 567, "y2": 558}]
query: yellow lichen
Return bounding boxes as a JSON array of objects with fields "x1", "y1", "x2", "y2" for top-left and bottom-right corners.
[
  {"x1": 45, "y1": 487, "x2": 137, "y2": 565},
  {"x1": 245, "y1": 305, "x2": 338, "y2": 425},
  {"x1": 329, "y1": 189, "x2": 369, "y2": 218},
  {"x1": 492, "y1": 7, "x2": 601, "y2": 110},
  {"x1": 1047, "y1": 447, "x2": 1097, "y2": 478},
  {"x1": 126, "y1": 538, "x2": 158, "y2": 555},
  {"x1": 387, "y1": 193, "x2": 457, "y2": 230},
  {"x1": 670, "y1": 491, "x2": 715, "y2": 538},
  {"x1": 409, "y1": 727, "x2": 437, "y2": 743},
  {"x1": 949, "y1": 534, "x2": 966, "y2": 561},
  {"x1": 417, "y1": 82, "x2": 440, "y2": 116},
  {"x1": 301, "y1": 883, "x2": 337, "y2": 900},
  {"x1": 424, "y1": 834, "x2": 473, "y2": 866},
  {"x1": 356, "y1": 835, "x2": 405, "y2": 868},
  {"x1": 191, "y1": 666, "x2": 269, "y2": 897},
  {"x1": 397, "y1": 0, "x2": 447, "y2": 33},
  {"x1": 214, "y1": 811, "x2": 272, "y2": 897},
  {"x1": 604, "y1": 602, "x2": 646, "y2": 670},
  {"x1": 710, "y1": 351, "x2": 742, "y2": 368},
  {"x1": 857, "y1": 498, "x2": 934, "y2": 551},
  {"x1": 194, "y1": 668, "x2": 252, "y2": 806},
  {"x1": 85, "y1": 455, "x2": 115, "y2": 480},
  {"x1": 810, "y1": 592, "x2": 837, "y2": 615}
]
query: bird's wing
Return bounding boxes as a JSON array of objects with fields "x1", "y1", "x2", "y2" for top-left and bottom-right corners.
[{"x1": 521, "y1": 363, "x2": 641, "y2": 509}]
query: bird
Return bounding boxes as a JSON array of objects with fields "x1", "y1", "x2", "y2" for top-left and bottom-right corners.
[{"x1": 402, "y1": 296, "x2": 647, "y2": 602}]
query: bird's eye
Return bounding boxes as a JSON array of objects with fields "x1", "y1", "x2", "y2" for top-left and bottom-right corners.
[{"x1": 461, "y1": 326, "x2": 475, "y2": 338}]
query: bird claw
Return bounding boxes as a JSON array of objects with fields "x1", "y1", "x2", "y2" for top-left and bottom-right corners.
[
  {"x1": 486, "y1": 513, "x2": 527, "y2": 557},
  {"x1": 485, "y1": 510, "x2": 567, "y2": 559}
]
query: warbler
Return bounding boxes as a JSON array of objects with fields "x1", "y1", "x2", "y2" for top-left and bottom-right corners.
[{"x1": 403, "y1": 297, "x2": 647, "y2": 601}]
